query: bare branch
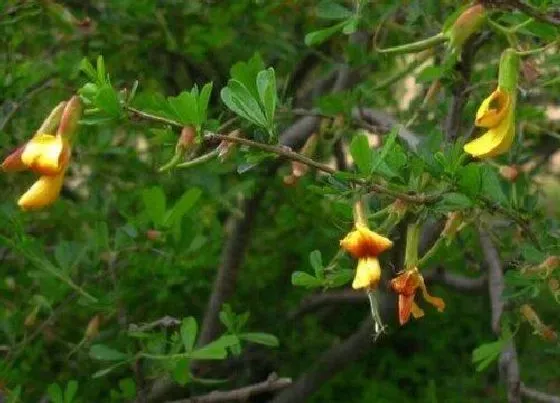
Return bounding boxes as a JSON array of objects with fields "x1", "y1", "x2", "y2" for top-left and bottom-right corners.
[
  {"x1": 521, "y1": 384, "x2": 560, "y2": 403},
  {"x1": 166, "y1": 373, "x2": 292, "y2": 403},
  {"x1": 270, "y1": 317, "x2": 375, "y2": 403},
  {"x1": 479, "y1": 228, "x2": 521, "y2": 403},
  {"x1": 424, "y1": 267, "x2": 487, "y2": 292}
]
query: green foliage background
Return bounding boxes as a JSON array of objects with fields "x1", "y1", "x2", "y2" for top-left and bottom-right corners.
[{"x1": 1, "y1": 0, "x2": 559, "y2": 402}]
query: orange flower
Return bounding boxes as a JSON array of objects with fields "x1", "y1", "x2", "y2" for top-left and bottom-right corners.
[
  {"x1": 390, "y1": 268, "x2": 445, "y2": 325},
  {"x1": 2, "y1": 96, "x2": 81, "y2": 210},
  {"x1": 340, "y1": 223, "x2": 392, "y2": 290}
]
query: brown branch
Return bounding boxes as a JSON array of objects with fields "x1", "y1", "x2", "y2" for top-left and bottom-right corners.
[
  {"x1": 166, "y1": 373, "x2": 292, "y2": 403},
  {"x1": 521, "y1": 384, "x2": 560, "y2": 403},
  {"x1": 488, "y1": 0, "x2": 560, "y2": 27},
  {"x1": 423, "y1": 267, "x2": 487, "y2": 292},
  {"x1": 270, "y1": 317, "x2": 375, "y2": 403},
  {"x1": 479, "y1": 228, "x2": 521, "y2": 403}
]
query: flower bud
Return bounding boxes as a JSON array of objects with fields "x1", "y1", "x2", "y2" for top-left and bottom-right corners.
[
  {"x1": 448, "y1": 5, "x2": 486, "y2": 54},
  {"x1": 217, "y1": 129, "x2": 241, "y2": 162},
  {"x1": 2, "y1": 147, "x2": 26, "y2": 172},
  {"x1": 146, "y1": 229, "x2": 163, "y2": 241},
  {"x1": 57, "y1": 96, "x2": 82, "y2": 140},
  {"x1": 176, "y1": 126, "x2": 196, "y2": 154},
  {"x1": 499, "y1": 165, "x2": 519, "y2": 182},
  {"x1": 24, "y1": 307, "x2": 39, "y2": 327},
  {"x1": 85, "y1": 314, "x2": 101, "y2": 340}
]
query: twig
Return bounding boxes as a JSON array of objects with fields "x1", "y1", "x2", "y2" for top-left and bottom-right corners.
[
  {"x1": 270, "y1": 317, "x2": 375, "y2": 403},
  {"x1": 521, "y1": 384, "x2": 560, "y2": 403},
  {"x1": 166, "y1": 373, "x2": 292, "y2": 403},
  {"x1": 479, "y1": 228, "x2": 521, "y2": 403},
  {"x1": 497, "y1": 0, "x2": 560, "y2": 27},
  {"x1": 205, "y1": 132, "x2": 442, "y2": 204},
  {"x1": 204, "y1": 133, "x2": 336, "y2": 174},
  {"x1": 0, "y1": 77, "x2": 55, "y2": 131},
  {"x1": 128, "y1": 316, "x2": 181, "y2": 333},
  {"x1": 127, "y1": 106, "x2": 182, "y2": 127}
]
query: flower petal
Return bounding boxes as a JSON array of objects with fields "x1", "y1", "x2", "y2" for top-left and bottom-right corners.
[
  {"x1": 18, "y1": 173, "x2": 65, "y2": 210},
  {"x1": 475, "y1": 89, "x2": 510, "y2": 128},
  {"x1": 2, "y1": 147, "x2": 26, "y2": 172},
  {"x1": 352, "y1": 257, "x2": 381, "y2": 290},
  {"x1": 341, "y1": 224, "x2": 392, "y2": 259},
  {"x1": 464, "y1": 105, "x2": 515, "y2": 158},
  {"x1": 397, "y1": 294, "x2": 416, "y2": 325},
  {"x1": 419, "y1": 276, "x2": 446, "y2": 312},
  {"x1": 21, "y1": 134, "x2": 69, "y2": 175},
  {"x1": 410, "y1": 302, "x2": 425, "y2": 319}
]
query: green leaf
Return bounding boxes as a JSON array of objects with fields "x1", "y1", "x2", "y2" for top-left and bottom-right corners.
[
  {"x1": 416, "y1": 66, "x2": 443, "y2": 83},
  {"x1": 189, "y1": 335, "x2": 238, "y2": 360},
  {"x1": 91, "y1": 362, "x2": 127, "y2": 378},
  {"x1": 95, "y1": 86, "x2": 122, "y2": 118},
  {"x1": 316, "y1": 1, "x2": 353, "y2": 20},
  {"x1": 163, "y1": 187, "x2": 202, "y2": 228},
  {"x1": 342, "y1": 17, "x2": 358, "y2": 34},
  {"x1": 79, "y1": 58, "x2": 97, "y2": 81},
  {"x1": 291, "y1": 271, "x2": 323, "y2": 288},
  {"x1": 309, "y1": 250, "x2": 323, "y2": 279},
  {"x1": 197, "y1": 82, "x2": 213, "y2": 125},
  {"x1": 96, "y1": 55, "x2": 107, "y2": 84},
  {"x1": 221, "y1": 81, "x2": 267, "y2": 127},
  {"x1": 89, "y1": 344, "x2": 128, "y2": 361},
  {"x1": 239, "y1": 332, "x2": 279, "y2": 347},
  {"x1": 472, "y1": 339, "x2": 506, "y2": 372},
  {"x1": 230, "y1": 53, "x2": 265, "y2": 100},
  {"x1": 372, "y1": 126, "x2": 399, "y2": 172},
  {"x1": 180, "y1": 317, "x2": 197, "y2": 353},
  {"x1": 168, "y1": 91, "x2": 199, "y2": 126},
  {"x1": 47, "y1": 383, "x2": 64, "y2": 403},
  {"x1": 219, "y1": 304, "x2": 235, "y2": 331},
  {"x1": 325, "y1": 269, "x2": 353, "y2": 288},
  {"x1": 256, "y1": 68, "x2": 276, "y2": 128},
  {"x1": 435, "y1": 193, "x2": 473, "y2": 212},
  {"x1": 304, "y1": 20, "x2": 346, "y2": 46},
  {"x1": 481, "y1": 166, "x2": 507, "y2": 205},
  {"x1": 64, "y1": 380, "x2": 78, "y2": 403},
  {"x1": 142, "y1": 186, "x2": 167, "y2": 227},
  {"x1": 119, "y1": 378, "x2": 136, "y2": 399},
  {"x1": 350, "y1": 133, "x2": 373, "y2": 175},
  {"x1": 172, "y1": 358, "x2": 191, "y2": 386},
  {"x1": 458, "y1": 163, "x2": 482, "y2": 198}
]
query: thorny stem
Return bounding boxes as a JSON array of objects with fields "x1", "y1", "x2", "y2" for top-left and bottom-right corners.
[
  {"x1": 124, "y1": 106, "x2": 536, "y2": 246},
  {"x1": 418, "y1": 236, "x2": 446, "y2": 268}
]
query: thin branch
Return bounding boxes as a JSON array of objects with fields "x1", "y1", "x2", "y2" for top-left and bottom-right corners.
[
  {"x1": 204, "y1": 132, "x2": 442, "y2": 204},
  {"x1": 270, "y1": 317, "x2": 375, "y2": 403},
  {"x1": 0, "y1": 77, "x2": 56, "y2": 131},
  {"x1": 479, "y1": 228, "x2": 521, "y2": 403},
  {"x1": 126, "y1": 106, "x2": 182, "y2": 128},
  {"x1": 521, "y1": 384, "x2": 560, "y2": 403},
  {"x1": 166, "y1": 373, "x2": 292, "y2": 403},
  {"x1": 503, "y1": 0, "x2": 560, "y2": 27}
]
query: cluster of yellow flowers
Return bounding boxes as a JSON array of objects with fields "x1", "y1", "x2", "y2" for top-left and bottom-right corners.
[
  {"x1": 340, "y1": 206, "x2": 445, "y2": 326},
  {"x1": 2, "y1": 96, "x2": 82, "y2": 210}
]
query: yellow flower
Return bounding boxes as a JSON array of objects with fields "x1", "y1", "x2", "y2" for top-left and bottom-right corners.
[
  {"x1": 340, "y1": 224, "x2": 392, "y2": 259},
  {"x1": 463, "y1": 89, "x2": 515, "y2": 158},
  {"x1": 2, "y1": 96, "x2": 81, "y2": 210},
  {"x1": 390, "y1": 268, "x2": 445, "y2": 325},
  {"x1": 340, "y1": 223, "x2": 392, "y2": 290},
  {"x1": 464, "y1": 48, "x2": 519, "y2": 158}
]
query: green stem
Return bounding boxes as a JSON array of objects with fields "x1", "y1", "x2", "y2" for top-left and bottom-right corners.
[
  {"x1": 404, "y1": 223, "x2": 420, "y2": 269},
  {"x1": 176, "y1": 149, "x2": 219, "y2": 169},
  {"x1": 418, "y1": 237, "x2": 445, "y2": 268},
  {"x1": 372, "y1": 50, "x2": 433, "y2": 91},
  {"x1": 376, "y1": 32, "x2": 447, "y2": 54}
]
